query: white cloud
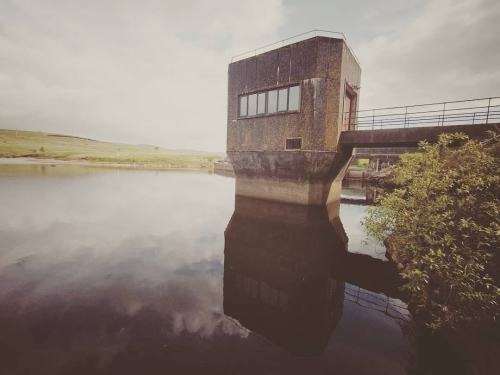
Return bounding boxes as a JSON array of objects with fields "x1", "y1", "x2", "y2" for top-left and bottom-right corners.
[
  {"x1": 356, "y1": 0, "x2": 500, "y2": 109},
  {"x1": 0, "y1": 0, "x2": 285, "y2": 151}
]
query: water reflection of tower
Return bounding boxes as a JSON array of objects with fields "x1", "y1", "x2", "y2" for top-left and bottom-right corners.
[{"x1": 223, "y1": 196, "x2": 347, "y2": 356}]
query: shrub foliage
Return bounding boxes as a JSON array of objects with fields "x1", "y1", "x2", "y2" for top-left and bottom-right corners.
[{"x1": 364, "y1": 132, "x2": 500, "y2": 330}]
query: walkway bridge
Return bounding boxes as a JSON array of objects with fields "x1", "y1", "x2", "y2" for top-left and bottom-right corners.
[{"x1": 340, "y1": 96, "x2": 500, "y2": 152}]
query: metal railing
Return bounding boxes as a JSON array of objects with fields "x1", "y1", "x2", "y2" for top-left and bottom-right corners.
[
  {"x1": 230, "y1": 29, "x2": 359, "y2": 65},
  {"x1": 346, "y1": 96, "x2": 500, "y2": 131},
  {"x1": 345, "y1": 284, "x2": 411, "y2": 322}
]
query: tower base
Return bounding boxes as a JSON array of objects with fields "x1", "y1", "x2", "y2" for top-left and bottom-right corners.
[{"x1": 228, "y1": 151, "x2": 351, "y2": 206}]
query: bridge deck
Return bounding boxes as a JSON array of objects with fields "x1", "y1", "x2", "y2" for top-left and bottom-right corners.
[{"x1": 340, "y1": 123, "x2": 499, "y2": 149}]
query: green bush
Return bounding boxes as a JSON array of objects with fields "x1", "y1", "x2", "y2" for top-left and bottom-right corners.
[{"x1": 364, "y1": 132, "x2": 499, "y2": 330}]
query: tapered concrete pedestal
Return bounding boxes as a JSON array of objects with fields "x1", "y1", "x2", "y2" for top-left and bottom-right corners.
[{"x1": 228, "y1": 150, "x2": 352, "y2": 207}]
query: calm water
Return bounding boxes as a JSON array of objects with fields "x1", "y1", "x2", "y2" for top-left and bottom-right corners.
[{"x1": 0, "y1": 164, "x2": 413, "y2": 375}]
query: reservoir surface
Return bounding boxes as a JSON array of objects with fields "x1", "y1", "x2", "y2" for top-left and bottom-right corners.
[{"x1": 0, "y1": 164, "x2": 413, "y2": 374}]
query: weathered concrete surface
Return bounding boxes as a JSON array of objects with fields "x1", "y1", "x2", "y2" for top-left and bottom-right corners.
[
  {"x1": 229, "y1": 150, "x2": 345, "y2": 180},
  {"x1": 227, "y1": 36, "x2": 361, "y2": 153},
  {"x1": 340, "y1": 123, "x2": 500, "y2": 149},
  {"x1": 228, "y1": 150, "x2": 351, "y2": 205}
]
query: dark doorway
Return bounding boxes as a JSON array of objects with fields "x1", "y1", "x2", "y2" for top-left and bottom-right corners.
[{"x1": 343, "y1": 84, "x2": 357, "y2": 131}]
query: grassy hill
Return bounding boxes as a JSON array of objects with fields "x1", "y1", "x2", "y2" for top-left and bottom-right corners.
[{"x1": 0, "y1": 129, "x2": 224, "y2": 170}]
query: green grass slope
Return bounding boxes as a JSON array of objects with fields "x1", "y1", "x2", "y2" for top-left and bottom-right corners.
[{"x1": 0, "y1": 129, "x2": 223, "y2": 170}]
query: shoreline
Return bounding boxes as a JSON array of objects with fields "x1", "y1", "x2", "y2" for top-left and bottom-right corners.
[{"x1": 0, "y1": 156, "x2": 214, "y2": 173}]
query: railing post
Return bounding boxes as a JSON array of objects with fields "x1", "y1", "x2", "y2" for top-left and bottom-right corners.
[
  {"x1": 372, "y1": 110, "x2": 375, "y2": 130},
  {"x1": 404, "y1": 106, "x2": 408, "y2": 128},
  {"x1": 441, "y1": 103, "x2": 446, "y2": 126},
  {"x1": 472, "y1": 112, "x2": 476, "y2": 125},
  {"x1": 486, "y1": 97, "x2": 491, "y2": 124}
]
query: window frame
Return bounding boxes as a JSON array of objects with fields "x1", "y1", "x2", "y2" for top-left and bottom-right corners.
[
  {"x1": 277, "y1": 87, "x2": 289, "y2": 113},
  {"x1": 287, "y1": 85, "x2": 301, "y2": 112},
  {"x1": 247, "y1": 93, "x2": 257, "y2": 116},
  {"x1": 267, "y1": 89, "x2": 278, "y2": 114},
  {"x1": 257, "y1": 92, "x2": 267, "y2": 115},
  {"x1": 239, "y1": 95, "x2": 248, "y2": 117},
  {"x1": 237, "y1": 83, "x2": 301, "y2": 119}
]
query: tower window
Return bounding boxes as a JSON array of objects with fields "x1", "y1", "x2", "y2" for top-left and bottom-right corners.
[
  {"x1": 247, "y1": 94, "x2": 257, "y2": 116},
  {"x1": 288, "y1": 85, "x2": 300, "y2": 111},
  {"x1": 278, "y1": 88, "x2": 288, "y2": 112},
  {"x1": 267, "y1": 90, "x2": 277, "y2": 113},
  {"x1": 238, "y1": 84, "x2": 300, "y2": 118},
  {"x1": 239, "y1": 95, "x2": 248, "y2": 117}
]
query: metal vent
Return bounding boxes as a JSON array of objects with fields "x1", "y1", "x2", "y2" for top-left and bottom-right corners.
[{"x1": 285, "y1": 138, "x2": 302, "y2": 150}]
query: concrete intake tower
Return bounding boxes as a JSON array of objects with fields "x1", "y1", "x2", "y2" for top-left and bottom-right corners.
[{"x1": 226, "y1": 34, "x2": 361, "y2": 206}]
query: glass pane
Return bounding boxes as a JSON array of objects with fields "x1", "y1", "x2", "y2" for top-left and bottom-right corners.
[
  {"x1": 248, "y1": 94, "x2": 257, "y2": 116},
  {"x1": 288, "y1": 85, "x2": 300, "y2": 111},
  {"x1": 278, "y1": 88, "x2": 288, "y2": 112},
  {"x1": 267, "y1": 90, "x2": 277, "y2": 113},
  {"x1": 239, "y1": 95, "x2": 247, "y2": 117},
  {"x1": 257, "y1": 92, "x2": 266, "y2": 114}
]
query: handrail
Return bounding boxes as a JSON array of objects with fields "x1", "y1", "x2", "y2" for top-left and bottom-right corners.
[
  {"x1": 345, "y1": 96, "x2": 500, "y2": 130},
  {"x1": 230, "y1": 29, "x2": 359, "y2": 65},
  {"x1": 355, "y1": 104, "x2": 500, "y2": 119},
  {"x1": 345, "y1": 284, "x2": 410, "y2": 322},
  {"x1": 355, "y1": 96, "x2": 500, "y2": 113}
]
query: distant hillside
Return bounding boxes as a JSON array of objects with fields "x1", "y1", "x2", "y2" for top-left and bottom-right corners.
[{"x1": 0, "y1": 129, "x2": 224, "y2": 170}]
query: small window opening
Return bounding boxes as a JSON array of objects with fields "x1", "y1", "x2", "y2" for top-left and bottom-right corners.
[{"x1": 285, "y1": 138, "x2": 302, "y2": 150}]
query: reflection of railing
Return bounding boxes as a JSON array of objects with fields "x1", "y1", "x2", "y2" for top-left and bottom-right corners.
[
  {"x1": 231, "y1": 29, "x2": 359, "y2": 65},
  {"x1": 345, "y1": 284, "x2": 411, "y2": 322},
  {"x1": 346, "y1": 96, "x2": 500, "y2": 130}
]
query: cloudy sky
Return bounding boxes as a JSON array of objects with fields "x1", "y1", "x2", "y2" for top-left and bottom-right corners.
[{"x1": 0, "y1": 0, "x2": 499, "y2": 151}]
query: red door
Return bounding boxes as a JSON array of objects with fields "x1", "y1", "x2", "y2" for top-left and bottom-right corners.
[{"x1": 343, "y1": 93, "x2": 353, "y2": 131}]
